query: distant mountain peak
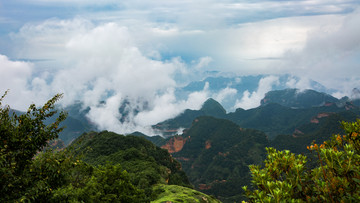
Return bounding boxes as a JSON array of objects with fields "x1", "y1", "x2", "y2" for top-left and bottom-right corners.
[
  {"x1": 200, "y1": 98, "x2": 226, "y2": 116},
  {"x1": 261, "y1": 88, "x2": 339, "y2": 108},
  {"x1": 352, "y1": 88, "x2": 360, "y2": 99}
]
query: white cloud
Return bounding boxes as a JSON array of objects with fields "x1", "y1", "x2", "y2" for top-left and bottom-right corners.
[
  {"x1": 3, "y1": 1, "x2": 360, "y2": 135},
  {"x1": 285, "y1": 76, "x2": 312, "y2": 91},
  {"x1": 213, "y1": 87, "x2": 237, "y2": 104},
  {"x1": 278, "y1": 7, "x2": 360, "y2": 95},
  {"x1": 10, "y1": 18, "x2": 93, "y2": 60},
  {"x1": 134, "y1": 84, "x2": 209, "y2": 127},
  {"x1": 194, "y1": 56, "x2": 213, "y2": 70},
  {"x1": 0, "y1": 55, "x2": 50, "y2": 109},
  {"x1": 5, "y1": 18, "x2": 215, "y2": 135},
  {"x1": 234, "y1": 75, "x2": 280, "y2": 110}
]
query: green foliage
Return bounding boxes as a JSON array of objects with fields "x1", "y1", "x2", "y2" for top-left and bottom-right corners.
[
  {"x1": 152, "y1": 184, "x2": 221, "y2": 203},
  {"x1": 270, "y1": 111, "x2": 359, "y2": 155},
  {"x1": 171, "y1": 116, "x2": 269, "y2": 202},
  {"x1": 0, "y1": 92, "x2": 146, "y2": 202},
  {"x1": 244, "y1": 119, "x2": 360, "y2": 202},
  {"x1": 0, "y1": 91, "x2": 67, "y2": 201},
  {"x1": 71, "y1": 131, "x2": 192, "y2": 200},
  {"x1": 52, "y1": 163, "x2": 146, "y2": 202}
]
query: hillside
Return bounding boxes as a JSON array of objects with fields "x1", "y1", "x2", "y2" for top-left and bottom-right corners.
[
  {"x1": 161, "y1": 116, "x2": 269, "y2": 202},
  {"x1": 71, "y1": 131, "x2": 197, "y2": 200},
  {"x1": 152, "y1": 184, "x2": 221, "y2": 203},
  {"x1": 270, "y1": 110, "x2": 360, "y2": 155}
]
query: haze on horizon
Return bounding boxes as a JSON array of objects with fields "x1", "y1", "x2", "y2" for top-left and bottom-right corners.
[{"x1": 1, "y1": 0, "x2": 360, "y2": 135}]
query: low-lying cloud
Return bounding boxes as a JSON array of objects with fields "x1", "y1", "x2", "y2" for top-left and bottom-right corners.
[
  {"x1": 234, "y1": 75, "x2": 280, "y2": 110},
  {"x1": 1, "y1": 19, "x2": 213, "y2": 135},
  {"x1": 1, "y1": 3, "x2": 360, "y2": 135}
]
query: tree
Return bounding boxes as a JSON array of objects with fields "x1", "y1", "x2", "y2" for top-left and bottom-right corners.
[
  {"x1": 0, "y1": 91, "x2": 67, "y2": 201},
  {"x1": 51, "y1": 163, "x2": 147, "y2": 202},
  {"x1": 0, "y1": 91, "x2": 146, "y2": 202},
  {"x1": 243, "y1": 119, "x2": 360, "y2": 202}
]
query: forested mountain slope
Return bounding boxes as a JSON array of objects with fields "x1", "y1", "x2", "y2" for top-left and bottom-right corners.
[
  {"x1": 71, "y1": 131, "x2": 222, "y2": 202},
  {"x1": 161, "y1": 116, "x2": 269, "y2": 202}
]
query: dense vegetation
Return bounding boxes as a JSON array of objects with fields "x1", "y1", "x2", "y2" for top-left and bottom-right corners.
[
  {"x1": 155, "y1": 109, "x2": 360, "y2": 201},
  {"x1": 3, "y1": 87, "x2": 360, "y2": 202},
  {"x1": 0, "y1": 92, "x2": 214, "y2": 202},
  {"x1": 0, "y1": 92, "x2": 147, "y2": 202},
  {"x1": 244, "y1": 119, "x2": 360, "y2": 202},
  {"x1": 71, "y1": 131, "x2": 192, "y2": 197},
  {"x1": 170, "y1": 116, "x2": 269, "y2": 202}
]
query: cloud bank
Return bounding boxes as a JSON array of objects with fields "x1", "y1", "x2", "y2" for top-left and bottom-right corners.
[
  {"x1": 234, "y1": 76, "x2": 280, "y2": 110},
  {"x1": 1, "y1": 1, "x2": 360, "y2": 135},
  {"x1": 2, "y1": 19, "x2": 213, "y2": 135}
]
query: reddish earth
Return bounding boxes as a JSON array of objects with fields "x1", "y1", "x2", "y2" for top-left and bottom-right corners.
[
  {"x1": 324, "y1": 102, "x2": 335, "y2": 106},
  {"x1": 293, "y1": 129, "x2": 304, "y2": 135},
  {"x1": 198, "y1": 184, "x2": 211, "y2": 190},
  {"x1": 205, "y1": 140, "x2": 211, "y2": 149},
  {"x1": 311, "y1": 118, "x2": 319, "y2": 124},
  {"x1": 161, "y1": 136, "x2": 189, "y2": 153},
  {"x1": 292, "y1": 129, "x2": 304, "y2": 137},
  {"x1": 317, "y1": 113, "x2": 330, "y2": 118},
  {"x1": 175, "y1": 157, "x2": 190, "y2": 161},
  {"x1": 218, "y1": 152, "x2": 229, "y2": 157},
  {"x1": 311, "y1": 113, "x2": 332, "y2": 123}
]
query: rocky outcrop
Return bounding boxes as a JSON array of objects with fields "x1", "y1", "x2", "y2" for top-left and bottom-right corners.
[
  {"x1": 311, "y1": 113, "x2": 332, "y2": 123},
  {"x1": 161, "y1": 136, "x2": 189, "y2": 153},
  {"x1": 205, "y1": 140, "x2": 211, "y2": 149}
]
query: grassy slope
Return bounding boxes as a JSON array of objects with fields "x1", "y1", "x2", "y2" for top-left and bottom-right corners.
[{"x1": 152, "y1": 184, "x2": 221, "y2": 203}]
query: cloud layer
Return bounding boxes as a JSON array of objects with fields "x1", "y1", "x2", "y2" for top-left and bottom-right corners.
[
  {"x1": 1, "y1": 19, "x2": 213, "y2": 134},
  {"x1": 1, "y1": 1, "x2": 360, "y2": 134}
]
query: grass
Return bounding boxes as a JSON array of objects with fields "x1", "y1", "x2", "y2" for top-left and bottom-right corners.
[{"x1": 151, "y1": 184, "x2": 221, "y2": 203}]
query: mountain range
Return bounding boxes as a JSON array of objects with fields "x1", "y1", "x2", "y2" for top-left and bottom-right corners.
[
  {"x1": 155, "y1": 88, "x2": 360, "y2": 139},
  {"x1": 143, "y1": 88, "x2": 360, "y2": 201},
  {"x1": 10, "y1": 85, "x2": 360, "y2": 202}
]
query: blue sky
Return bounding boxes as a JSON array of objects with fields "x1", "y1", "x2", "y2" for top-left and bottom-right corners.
[{"x1": 1, "y1": 0, "x2": 360, "y2": 134}]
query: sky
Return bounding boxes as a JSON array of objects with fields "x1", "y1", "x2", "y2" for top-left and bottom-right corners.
[{"x1": 1, "y1": 0, "x2": 360, "y2": 134}]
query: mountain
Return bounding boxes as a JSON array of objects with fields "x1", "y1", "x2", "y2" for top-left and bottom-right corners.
[
  {"x1": 227, "y1": 102, "x2": 360, "y2": 139},
  {"x1": 153, "y1": 98, "x2": 226, "y2": 137},
  {"x1": 58, "y1": 87, "x2": 360, "y2": 202},
  {"x1": 180, "y1": 75, "x2": 329, "y2": 95},
  {"x1": 270, "y1": 110, "x2": 360, "y2": 155},
  {"x1": 156, "y1": 89, "x2": 360, "y2": 139},
  {"x1": 9, "y1": 104, "x2": 95, "y2": 145},
  {"x1": 72, "y1": 131, "x2": 191, "y2": 186},
  {"x1": 161, "y1": 116, "x2": 269, "y2": 202},
  {"x1": 260, "y1": 88, "x2": 339, "y2": 108},
  {"x1": 351, "y1": 88, "x2": 360, "y2": 106},
  {"x1": 201, "y1": 98, "x2": 227, "y2": 116},
  {"x1": 146, "y1": 109, "x2": 360, "y2": 202},
  {"x1": 130, "y1": 131, "x2": 166, "y2": 147},
  {"x1": 177, "y1": 75, "x2": 332, "y2": 110},
  {"x1": 70, "y1": 131, "x2": 206, "y2": 201},
  {"x1": 29, "y1": 87, "x2": 360, "y2": 147}
]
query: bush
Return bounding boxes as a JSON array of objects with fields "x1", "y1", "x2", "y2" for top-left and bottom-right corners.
[{"x1": 243, "y1": 119, "x2": 360, "y2": 202}]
